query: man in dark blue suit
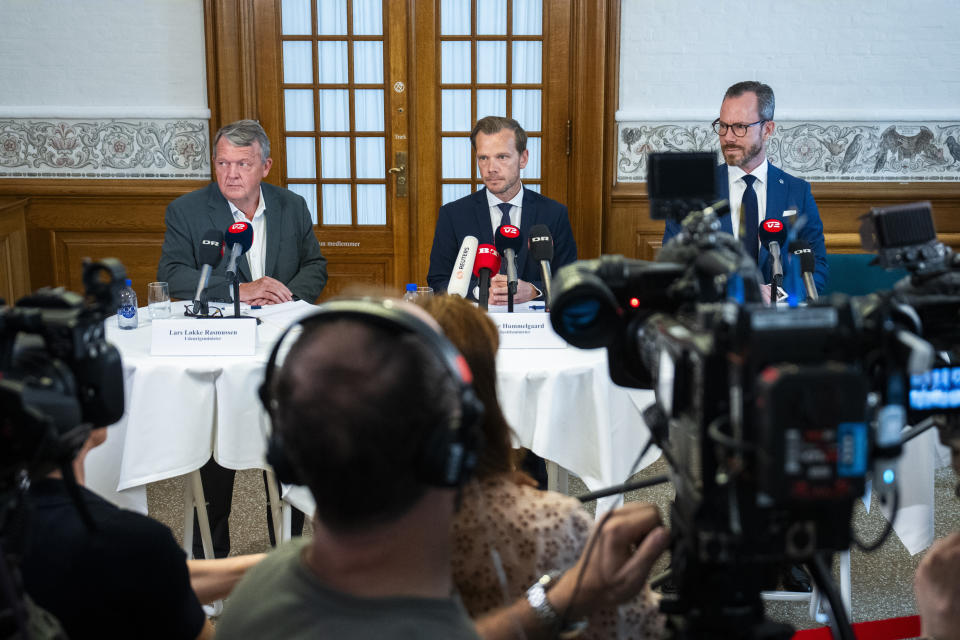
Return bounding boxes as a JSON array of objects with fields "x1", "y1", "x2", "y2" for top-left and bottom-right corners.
[
  {"x1": 427, "y1": 116, "x2": 577, "y2": 305},
  {"x1": 663, "y1": 82, "x2": 828, "y2": 299}
]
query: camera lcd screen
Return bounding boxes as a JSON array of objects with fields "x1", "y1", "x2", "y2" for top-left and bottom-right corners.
[{"x1": 909, "y1": 366, "x2": 960, "y2": 413}]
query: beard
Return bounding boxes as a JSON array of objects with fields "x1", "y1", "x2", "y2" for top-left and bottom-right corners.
[{"x1": 722, "y1": 137, "x2": 764, "y2": 170}]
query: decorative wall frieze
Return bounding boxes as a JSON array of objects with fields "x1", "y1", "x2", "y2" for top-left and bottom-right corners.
[
  {"x1": 0, "y1": 118, "x2": 210, "y2": 179},
  {"x1": 617, "y1": 121, "x2": 960, "y2": 183}
]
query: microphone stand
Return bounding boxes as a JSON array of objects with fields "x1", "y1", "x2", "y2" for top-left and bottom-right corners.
[
  {"x1": 232, "y1": 274, "x2": 241, "y2": 318},
  {"x1": 507, "y1": 284, "x2": 514, "y2": 313}
]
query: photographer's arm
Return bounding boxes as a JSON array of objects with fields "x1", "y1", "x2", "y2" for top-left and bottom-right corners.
[
  {"x1": 474, "y1": 503, "x2": 669, "y2": 640},
  {"x1": 187, "y1": 554, "x2": 266, "y2": 604}
]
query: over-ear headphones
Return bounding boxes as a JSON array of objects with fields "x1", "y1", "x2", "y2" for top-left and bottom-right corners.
[{"x1": 259, "y1": 298, "x2": 484, "y2": 489}]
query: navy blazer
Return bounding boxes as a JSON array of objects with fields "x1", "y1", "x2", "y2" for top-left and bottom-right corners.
[
  {"x1": 427, "y1": 187, "x2": 578, "y2": 296},
  {"x1": 662, "y1": 163, "x2": 829, "y2": 294},
  {"x1": 158, "y1": 182, "x2": 328, "y2": 303}
]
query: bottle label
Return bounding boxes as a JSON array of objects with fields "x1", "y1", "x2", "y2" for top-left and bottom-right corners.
[{"x1": 120, "y1": 305, "x2": 137, "y2": 319}]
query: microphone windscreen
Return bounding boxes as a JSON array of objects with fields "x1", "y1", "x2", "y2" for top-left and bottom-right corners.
[
  {"x1": 528, "y1": 224, "x2": 554, "y2": 261},
  {"x1": 494, "y1": 224, "x2": 522, "y2": 254},
  {"x1": 473, "y1": 244, "x2": 501, "y2": 276},
  {"x1": 790, "y1": 239, "x2": 817, "y2": 273},
  {"x1": 225, "y1": 220, "x2": 254, "y2": 254},
  {"x1": 447, "y1": 236, "x2": 479, "y2": 297},
  {"x1": 199, "y1": 229, "x2": 225, "y2": 267},
  {"x1": 758, "y1": 218, "x2": 788, "y2": 246}
]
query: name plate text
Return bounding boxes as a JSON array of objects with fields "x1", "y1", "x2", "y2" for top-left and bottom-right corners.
[
  {"x1": 151, "y1": 318, "x2": 257, "y2": 356},
  {"x1": 489, "y1": 313, "x2": 567, "y2": 349}
]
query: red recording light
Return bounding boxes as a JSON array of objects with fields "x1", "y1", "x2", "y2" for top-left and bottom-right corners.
[{"x1": 629, "y1": 297, "x2": 640, "y2": 308}]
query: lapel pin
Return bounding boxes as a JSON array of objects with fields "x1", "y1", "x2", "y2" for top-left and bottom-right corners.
[{"x1": 779, "y1": 178, "x2": 784, "y2": 184}]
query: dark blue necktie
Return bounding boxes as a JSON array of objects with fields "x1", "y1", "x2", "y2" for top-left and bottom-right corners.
[
  {"x1": 497, "y1": 202, "x2": 513, "y2": 228},
  {"x1": 741, "y1": 174, "x2": 759, "y2": 263}
]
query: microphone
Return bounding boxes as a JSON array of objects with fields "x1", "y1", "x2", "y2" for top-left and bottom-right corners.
[
  {"x1": 224, "y1": 220, "x2": 253, "y2": 280},
  {"x1": 790, "y1": 239, "x2": 819, "y2": 301},
  {"x1": 193, "y1": 229, "x2": 225, "y2": 306},
  {"x1": 528, "y1": 224, "x2": 554, "y2": 310},
  {"x1": 472, "y1": 245, "x2": 501, "y2": 311},
  {"x1": 494, "y1": 224, "x2": 522, "y2": 306},
  {"x1": 447, "y1": 236, "x2": 478, "y2": 298},
  {"x1": 758, "y1": 218, "x2": 787, "y2": 291}
]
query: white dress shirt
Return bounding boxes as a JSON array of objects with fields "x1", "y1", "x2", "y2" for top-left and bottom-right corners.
[
  {"x1": 486, "y1": 184, "x2": 524, "y2": 233},
  {"x1": 228, "y1": 187, "x2": 267, "y2": 282},
  {"x1": 726, "y1": 160, "x2": 769, "y2": 244}
]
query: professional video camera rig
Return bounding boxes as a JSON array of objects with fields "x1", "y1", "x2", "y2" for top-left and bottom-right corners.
[
  {"x1": 0, "y1": 258, "x2": 127, "y2": 639},
  {"x1": 549, "y1": 153, "x2": 960, "y2": 640}
]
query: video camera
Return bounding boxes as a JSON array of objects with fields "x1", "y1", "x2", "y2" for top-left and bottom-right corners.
[
  {"x1": 1, "y1": 259, "x2": 127, "y2": 638},
  {"x1": 1, "y1": 259, "x2": 126, "y2": 485},
  {"x1": 549, "y1": 153, "x2": 960, "y2": 639}
]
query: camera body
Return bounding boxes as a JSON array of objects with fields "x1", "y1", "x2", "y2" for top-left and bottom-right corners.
[
  {"x1": 0, "y1": 259, "x2": 126, "y2": 485},
  {"x1": 549, "y1": 153, "x2": 960, "y2": 637}
]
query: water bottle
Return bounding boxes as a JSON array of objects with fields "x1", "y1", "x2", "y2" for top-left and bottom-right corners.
[
  {"x1": 402, "y1": 283, "x2": 418, "y2": 302},
  {"x1": 117, "y1": 278, "x2": 139, "y2": 330}
]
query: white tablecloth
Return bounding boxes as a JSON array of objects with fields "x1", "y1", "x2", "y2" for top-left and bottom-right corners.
[{"x1": 86, "y1": 303, "x2": 949, "y2": 554}]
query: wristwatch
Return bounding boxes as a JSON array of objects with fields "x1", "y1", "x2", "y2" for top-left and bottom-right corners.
[{"x1": 525, "y1": 572, "x2": 589, "y2": 639}]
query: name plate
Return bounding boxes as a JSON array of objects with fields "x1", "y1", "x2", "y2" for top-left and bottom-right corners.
[
  {"x1": 151, "y1": 318, "x2": 257, "y2": 356},
  {"x1": 489, "y1": 313, "x2": 567, "y2": 349}
]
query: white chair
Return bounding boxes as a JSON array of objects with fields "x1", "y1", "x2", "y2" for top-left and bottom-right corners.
[{"x1": 760, "y1": 551, "x2": 851, "y2": 623}]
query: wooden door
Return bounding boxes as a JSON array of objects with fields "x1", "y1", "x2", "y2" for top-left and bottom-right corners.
[{"x1": 211, "y1": 0, "x2": 584, "y2": 296}]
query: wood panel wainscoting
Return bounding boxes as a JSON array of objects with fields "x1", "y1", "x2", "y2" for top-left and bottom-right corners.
[
  {"x1": 0, "y1": 197, "x2": 32, "y2": 303},
  {"x1": 607, "y1": 181, "x2": 960, "y2": 261},
  {"x1": 0, "y1": 179, "x2": 395, "y2": 306}
]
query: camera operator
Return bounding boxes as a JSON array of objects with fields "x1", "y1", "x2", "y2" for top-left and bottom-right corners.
[
  {"x1": 21, "y1": 426, "x2": 264, "y2": 639},
  {"x1": 216, "y1": 298, "x2": 669, "y2": 639},
  {"x1": 914, "y1": 425, "x2": 960, "y2": 640},
  {"x1": 662, "y1": 81, "x2": 828, "y2": 303}
]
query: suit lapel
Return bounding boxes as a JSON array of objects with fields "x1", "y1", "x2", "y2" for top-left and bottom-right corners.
[
  {"x1": 473, "y1": 189, "x2": 495, "y2": 246},
  {"x1": 715, "y1": 164, "x2": 733, "y2": 234},
  {"x1": 208, "y1": 184, "x2": 252, "y2": 282},
  {"x1": 263, "y1": 186, "x2": 281, "y2": 279},
  {"x1": 765, "y1": 163, "x2": 787, "y2": 220},
  {"x1": 517, "y1": 188, "x2": 535, "y2": 274}
]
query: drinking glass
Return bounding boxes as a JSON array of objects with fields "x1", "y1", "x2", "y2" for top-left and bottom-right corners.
[
  {"x1": 148, "y1": 281, "x2": 171, "y2": 319},
  {"x1": 416, "y1": 286, "x2": 434, "y2": 297}
]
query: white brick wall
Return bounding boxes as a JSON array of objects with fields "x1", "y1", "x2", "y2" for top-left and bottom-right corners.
[
  {"x1": 618, "y1": 0, "x2": 960, "y2": 121},
  {"x1": 0, "y1": 0, "x2": 207, "y2": 116}
]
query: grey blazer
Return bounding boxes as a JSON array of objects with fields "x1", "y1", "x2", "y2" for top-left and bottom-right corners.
[{"x1": 157, "y1": 182, "x2": 328, "y2": 302}]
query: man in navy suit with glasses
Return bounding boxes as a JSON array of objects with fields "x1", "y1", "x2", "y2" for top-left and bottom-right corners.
[{"x1": 662, "y1": 81, "x2": 828, "y2": 301}]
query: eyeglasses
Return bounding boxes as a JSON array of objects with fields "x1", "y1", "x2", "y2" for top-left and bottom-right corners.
[
  {"x1": 712, "y1": 119, "x2": 765, "y2": 137},
  {"x1": 184, "y1": 303, "x2": 223, "y2": 318}
]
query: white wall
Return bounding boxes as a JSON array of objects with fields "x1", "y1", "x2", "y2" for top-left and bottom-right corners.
[
  {"x1": 616, "y1": 0, "x2": 960, "y2": 181},
  {"x1": 0, "y1": 0, "x2": 210, "y2": 178},
  {"x1": 618, "y1": 0, "x2": 960, "y2": 121}
]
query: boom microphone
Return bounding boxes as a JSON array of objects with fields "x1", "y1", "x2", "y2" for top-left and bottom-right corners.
[
  {"x1": 447, "y1": 236, "x2": 478, "y2": 298},
  {"x1": 472, "y1": 244, "x2": 501, "y2": 311},
  {"x1": 193, "y1": 229, "x2": 225, "y2": 306},
  {"x1": 790, "y1": 239, "x2": 819, "y2": 301},
  {"x1": 758, "y1": 219, "x2": 788, "y2": 291},
  {"x1": 528, "y1": 224, "x2": 554, "y2": 310},
  {"x1": 224, "y1": 220, "x2": 253, "y2": 280}
]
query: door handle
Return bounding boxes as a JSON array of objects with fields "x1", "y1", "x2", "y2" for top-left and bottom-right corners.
[{"x1": 389, "y1": 152, "x2": 408, "y2": 197}]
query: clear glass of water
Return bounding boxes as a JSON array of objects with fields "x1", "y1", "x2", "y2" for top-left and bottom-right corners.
[
  {"x1": 416, "y1": 286, "x2": 434, "y2": 297},
  {"x1": 147, "y1": 281, "x2": 171, "y2": 319}
]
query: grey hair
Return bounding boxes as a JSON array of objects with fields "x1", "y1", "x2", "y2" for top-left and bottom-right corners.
[
  {"x1": 724, "y1": 81, "x2": 775, "y2": 122},
  {"x1": 213, "y1": 119, "x2": 271, "y2": 162}
]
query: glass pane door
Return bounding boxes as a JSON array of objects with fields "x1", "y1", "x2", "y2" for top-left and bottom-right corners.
[
  {"x1": 281, "y1": 0, "x2": 389, "y2": 226},
  {"x1": 439, "y1": 0, "x2": 544, "y2": 204}
]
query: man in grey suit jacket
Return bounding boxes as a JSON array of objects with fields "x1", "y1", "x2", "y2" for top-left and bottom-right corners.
[
  {"x1": 158, "y1": 120, "x2": 325, "y2": 557},
  {"x1": 158, "y1": 120, "x2": 327, "y2": 305}
]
